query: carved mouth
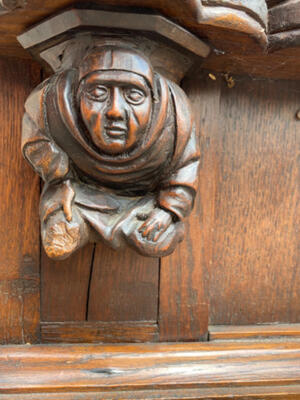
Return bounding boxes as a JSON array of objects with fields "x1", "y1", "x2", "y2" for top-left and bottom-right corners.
[{"x1": 105, "y1": 126, "x2": 127, "y2": 138}]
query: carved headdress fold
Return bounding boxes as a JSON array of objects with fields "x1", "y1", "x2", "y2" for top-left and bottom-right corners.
[{"x1": 45, "y1": 46, "x2": 194, "y2": 194}]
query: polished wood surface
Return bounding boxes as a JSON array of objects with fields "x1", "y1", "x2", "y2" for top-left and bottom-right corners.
[
  {"x1": 0, "y1": 0, "x2": 267, "y2": 58},
  {"x1": 0, "y1": 56, "x2": 41, "y2": 344},
  {"x1": 0, "y1": 0, "x2": 298, "y2": 80},
  {"x1": 0, "y1": 341, "x2": 299, "y2": 398},
  {"x1": 41, "y1": 321, "x2": 158, "y2": 343},
  {"x1": 41, "y1": 245, "x2": 94, "y2": 321},
  {"x1": 210, "y1": 323, "x2": 300, "y2": 340},
  {"x1": 185, "y1": 72, "x2": 300, "y2": 325},
  {"x1": 88, "y1": 245, "x2": 159, "y2": 322}
]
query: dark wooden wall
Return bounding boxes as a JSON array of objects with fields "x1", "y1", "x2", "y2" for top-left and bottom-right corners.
[
  {"x1": 0, "y1": 57, "x2": 41, "y2": 344},
  {"x1": 0, "y1": 56, "x2": 298, "y2": 344},
  {"x1": 185, "y1": 72, "x2": 299, "y2": 325}
]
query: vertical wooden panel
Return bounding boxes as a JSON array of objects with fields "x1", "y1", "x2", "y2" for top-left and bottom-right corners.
[
  {"x1": 88, "y1": 244, "x2": 159, "y2": 322},
  {"x1": 206, "y1": 77, "x2": 299, "y2": 325},
  {"x1": 189, "y1": 73, "x2": 299, "y2": 325},
  {"x1": 158, "y1": 73, "x2": 214, "y2": 341},
  {"x1": 41, "y1": 244, "x2": 94, "y2": 321},
  {"x1": 0, "y1": 57, "x2": 41, "y2": 344}
]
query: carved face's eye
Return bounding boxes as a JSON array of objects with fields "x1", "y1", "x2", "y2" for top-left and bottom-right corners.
[
  {"x1": 87, "y1": 85, "x2": 108, "y2": 101},
  {"x1": 124, "y1": 88, "x2": 146, "y2": 105}
]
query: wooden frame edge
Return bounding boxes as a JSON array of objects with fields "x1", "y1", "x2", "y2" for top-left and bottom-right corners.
[{"x1": 0, "y1": 340, "x2": 299, "y2": 398}]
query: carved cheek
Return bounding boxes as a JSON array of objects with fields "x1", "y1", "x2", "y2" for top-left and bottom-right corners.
[
  {"x1": 128, "y1": 99, "x2": 152, "y2": 139},
  {"x1": 80, "y1": 98, "x2": 105, "y2": 137}
]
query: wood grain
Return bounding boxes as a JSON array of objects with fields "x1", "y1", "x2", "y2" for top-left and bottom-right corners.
[
  {"x1": 158, "y1": 77, "x2": 211, "y2": 342},
  {"x1": 0, "y1": 0, "x2": 297, "y2": 80},
  {"x1": 0, "y1": 341, "x2": 299, "y2": 398},
  {"x1": 0, "y1": 56, "x2": 41, "y2": 344},
  {"x1": 209, "y1": 323, "x2": 300, "y2": 340},
  {"x1": 1, "y1": 386, "x2": 300, "y2": 399},
  {"x1": 41, "y1": 321, "x2": 158, "y2": 343},
  {"x1": 269, "y1": 0, "x2": 300, "y2": 33},
  {"x1": 88, "y1": 244, "x2": 159, "y2": 322},
  {"x1": 41, "y1": 244, "x2": 95, "y2": 322},
  {"x1": 185, "y1": 72, "x2": 299, "y2": 325}
]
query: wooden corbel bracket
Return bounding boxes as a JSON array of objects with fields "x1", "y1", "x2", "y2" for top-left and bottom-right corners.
[{"x1": 18, "y1": 7, "x2": 210, "y2": 260}]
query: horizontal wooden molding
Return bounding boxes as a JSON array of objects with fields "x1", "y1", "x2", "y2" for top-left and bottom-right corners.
[
  {"x1": 209, "y1": 323, "x2": 300, "y2": 341},
  {"x1": 41, "y1": 321, "x2": 159, "y2": 343},
  {"x1": 0, "y1": 341, "x2": 299, "y2": 398}
]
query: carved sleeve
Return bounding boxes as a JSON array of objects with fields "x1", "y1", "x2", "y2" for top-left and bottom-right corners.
[
  {"x1": 158, "y1": 124, "x2": 200, "y2": 220},
  {"x1": 21, "y1": 81, "x2": 70, "y2": 183}
]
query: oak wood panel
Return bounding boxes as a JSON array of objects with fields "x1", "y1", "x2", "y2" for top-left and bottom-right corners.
[
  {"x1": 41, "y1": 244, "x2": 95, "y2": 322},
  {"x1": 158, "y1": 77, "x2": 213, "y2": 342},
  {"x1": 88, "y1": 244, "x2": 159, "y2": 322},
  {"x1": 41, "y1": 321, "x2": 158, "y2": 343},
  {"x1": 0, "y1": 341, "x2": 299, "y2": 396},
  {"x1": 185, "y1": 72, "x2": 299, "y2": 325},
  {"x1": 209, "y1": 323, "x2": 300, "y2": 340},
  {"x1": 0, "y1": 56, "x2": 41, "y2": 344}
]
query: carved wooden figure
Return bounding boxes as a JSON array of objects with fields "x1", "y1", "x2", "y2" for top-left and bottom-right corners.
[{"x1": 22, "y1": 40, "x2": 199, "y2": 259}]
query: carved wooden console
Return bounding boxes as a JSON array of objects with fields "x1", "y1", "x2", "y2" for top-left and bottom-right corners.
[
  {"x1": 0, "y1": 1, "x2": 299, "y2": 399},
  {"x1": 19, "y1": 8, "x2": 210, "y2": 260}
]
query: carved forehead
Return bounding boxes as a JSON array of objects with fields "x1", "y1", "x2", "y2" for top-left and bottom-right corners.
[
  {"x1": 81, "y1": 70, "x2": 151, "y2": 93},
  {"x1": 78, "y1": 46, "x2": 154, "y2": 89}
]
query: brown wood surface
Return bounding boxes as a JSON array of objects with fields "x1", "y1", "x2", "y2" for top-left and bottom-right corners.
[
  {"x1": 41, "y1": 244, "x2": 95, "y2": 322},
  {"x1": 41, "y1": 321, "x2": 158, "y2": 343},
  {"x1": 0, "y1": 0, "x2": 298, "y2": 80},
  {"x1": 0, "y1": 56, "x2": 41, "y2": 344},
  {"x1": 158, "y1": 76, "x2": 211, "y2": 342},
  {"x1": 269, "y1": 0, "x2": 300, "y2": 33},
  {"x1": 209, "y1": 323, "x2": 300, "y2": 340},
  {"x1": 0, "y1": 0, "x2": 267, "y2": 58},
  {"x1": 2, "y1": 386, "x2": 300, "y2": 399},
  {"x1": 184, "y1": 72, "x2": 299, "y2": 325},
  {"x1": 0, "y1": 341, "x2": 299, "y2": 398},
  {"x1": 88, "y1": 244, "x2": 159, "y2": 322}
]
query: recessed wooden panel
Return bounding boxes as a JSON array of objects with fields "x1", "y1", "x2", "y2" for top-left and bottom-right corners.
[
  {"x1": 158, "y1": 76, "x2": 214, "y2": 341},
  {"x1": 0, "y1": 56, "x2": 41, "y2": 344},
  {"x1": 88, "y1": 244, "x2": 159, "y2": 322},
  {"x1": 41, "y1": 244, "x2": 94, "y2": 322},
  {"x1": 41, "y1": 321, "x2": 158, "y2": 343},
  {"x1": 186, "y1": 72, "x2": 299, "y2": 325}
]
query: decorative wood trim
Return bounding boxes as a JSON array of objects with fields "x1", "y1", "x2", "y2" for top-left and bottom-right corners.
[
  {"x1": 41, "y1": 321, "x2": 159, "y2": 343},
  {"x1": 0, "y1": 341, "x2": 299, "y2": 398},
  {"x1": 209, "y1": 324, "x2": 300, "y2": 341},
  {"x1": 17, "y1": 8, "x2": 210, "y2": 58}
]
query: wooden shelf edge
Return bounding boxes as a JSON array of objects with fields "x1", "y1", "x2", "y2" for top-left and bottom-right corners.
[
  {"x1": 0, "y1": 341, "x2": 299, "y2": 398},
  {"x1": 209, "y1": 323, "x2": 300, "y2": 340}
]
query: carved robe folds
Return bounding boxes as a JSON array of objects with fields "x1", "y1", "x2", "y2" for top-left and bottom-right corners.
[{"x1": 22, "y1": 44, "x2": 199, "y2": 259}]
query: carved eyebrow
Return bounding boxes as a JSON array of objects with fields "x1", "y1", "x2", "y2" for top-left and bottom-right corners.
[{"x1": 83, "y1": 71, "x2": 150, "y2": 93}]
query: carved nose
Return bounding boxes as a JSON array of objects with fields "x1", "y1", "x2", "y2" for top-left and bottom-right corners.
[{"x1": 106, "y1": 88, "x2": 126, "y2": 120}]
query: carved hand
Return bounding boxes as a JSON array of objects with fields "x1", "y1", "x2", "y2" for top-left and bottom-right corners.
[
  {"x1": 138, "y1": 208, "x2": 173, "y2": 242},
  {"x1": 41, "y1": 180, "x2": 75, "y2": 223}
]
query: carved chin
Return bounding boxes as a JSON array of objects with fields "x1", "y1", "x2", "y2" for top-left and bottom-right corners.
[{"x1": 90, "y1": 131, "x2": 130, "y2": 154}]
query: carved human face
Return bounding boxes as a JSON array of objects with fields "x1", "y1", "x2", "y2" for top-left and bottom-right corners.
[{"x1": 79, "y1": 71, "x2": 152, "y2": 154}]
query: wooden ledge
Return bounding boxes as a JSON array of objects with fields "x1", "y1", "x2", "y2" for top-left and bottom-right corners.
[{"x1": 0, "y1": 341, "x2": 300, "y2": 398}]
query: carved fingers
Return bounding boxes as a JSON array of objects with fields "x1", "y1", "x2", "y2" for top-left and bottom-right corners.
[
  {"x1": 138, "y1": 208, "x2": 172, "y2": 242},
  {"x1": 41, "y1": 180, "x2": 75, "y2": 223}
]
